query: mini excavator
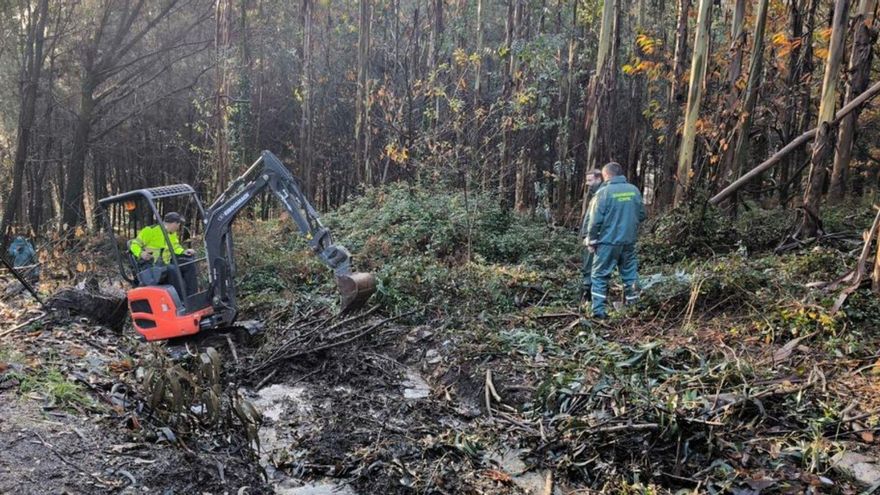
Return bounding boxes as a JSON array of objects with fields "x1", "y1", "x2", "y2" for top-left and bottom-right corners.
[{"x1": 98, "y1": 151, "x2": 376, "y2": 341}]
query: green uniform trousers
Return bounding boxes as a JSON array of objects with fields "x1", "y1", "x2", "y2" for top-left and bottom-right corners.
[
  {"x1": 582, "y1": 249, "x2": 594, "y2": 293},
  {"x1": 590, "y1": 243, "x2": 639, "y2": 317}
]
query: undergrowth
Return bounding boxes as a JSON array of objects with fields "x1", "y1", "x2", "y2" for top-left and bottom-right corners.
[
  {"x1": 236, "y1": 184, "x2": 580, "y2": 317},
  {"x1": 232, "y1": 184, "x2": 877, "y2": 333}
]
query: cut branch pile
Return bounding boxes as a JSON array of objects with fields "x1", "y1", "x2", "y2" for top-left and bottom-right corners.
[{"x1": 247, "y1": 305, "x2": 409, "y2": 376}]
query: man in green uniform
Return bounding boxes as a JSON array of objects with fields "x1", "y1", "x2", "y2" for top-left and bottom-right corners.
[
  {"x1": 130, "y1": 212, "x2": 198, "y2": 297},
  {"x1": 579, "y1": 169, "x2": 603, "y2": 303},
  {"x1": 585, "y1": 162, "x2": 645, "y2": 319}
]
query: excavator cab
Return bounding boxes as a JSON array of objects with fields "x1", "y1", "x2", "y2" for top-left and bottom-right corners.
[{"x1": 99, "y1": 185, "x2": 214, "y2": 340}]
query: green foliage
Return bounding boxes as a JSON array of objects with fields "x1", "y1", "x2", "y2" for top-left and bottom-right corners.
[
  {"x1": 232, "y1": 184, "x2": 580, "y2": 317},
  {"x1": 321, "y1": 185, "x2": 580, "y2": 314},
  {"x1": 732, "y1": 206, "x2": 797, "y2": 252},
  {"x1": 328, "y1": 184, "x2": 578, "y2": 266},
  {"x1": 640, "y1": 202, "x2": 736, "y2": 265},
  {"x1": 234, "y1": 220, "x2": 327, "y2": 296},
  {"x1": 779, "y1": 247, "x2": 847, "y2": 281},
  {"x1": 842, "y1": 289, "x2": 880, "y2": 329},
  {"x1": 820, "y1": 198, "x2": 877, "y2": 234}
]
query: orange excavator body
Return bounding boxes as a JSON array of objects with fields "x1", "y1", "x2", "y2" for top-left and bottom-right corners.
[{"x1": 128, "y1": 286, "x2": 214, "y2": 341}]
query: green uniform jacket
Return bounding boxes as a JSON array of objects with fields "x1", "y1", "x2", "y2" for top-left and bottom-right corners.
[
  {"x1": 586, "y1": 176, "x2": 645, "y2": 245},
  {"x1": 130, "y1": 224, "x2": 184, "y2": 264},
  {"x1": 579, "y1": 182, "x2": 604, "y2": 238}
]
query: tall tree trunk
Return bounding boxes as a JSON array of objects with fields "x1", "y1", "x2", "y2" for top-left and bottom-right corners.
[
  {"x1": 801, "y1": 0, "x2": 850, "y2": 238},
  {"x1": 674, "y1": 0, "x2": 713, "y2": 206},
  {"x1": 716, "y1": 0, "x2": 746, "y2": 185},
  {"x1": 214, "y1": 0, "x2": 232, "y2": 198},
  {"x1": 474, "y1": 0, "x2": 483, "y2": 108},
  {"x1": 727, "y1": 0, "x2": 746, "y2": 103},
  {"x1": 584, "y1": 0, "x2": 616, "y2": 171},
  {"x1": 581, "y1": 0, "x2": 618, "y2": 216},
  {"x1": 777, "y1": 0, "x2": 805, "y2": 205},
  {"x1": 513, "y1": 0, "x2": 529, "y2": 212},
  {"x1": 555, "y1": 0, "x2": 578, "y2": 217},
  {"x1": 2, "y1": 0, "x2": 49, "y2": 244},
  {"x1": 658, "y1": 0, "x2": 689, "y2": 208},
  {"x1": 785, "y1": 0, "x2": 818, "y2": 205},
  {"x1": 355, "y1": 0, "x2": 372, "y2": 187},
  {"x1": 301, "y1": 0, "x2": 314, "y2": 195},
  {"x1": 500, "y1": 0, "x2": 516, "y2": 199},
  {"x1": 729, "y1": 0, "x2": 770, "y2": 204},
  {"x1": 62, "y1": 82, "x2": 96, "y2": 230},
  {"x1": 829, "y1": 0, "x2": 877, "y2": 201}
]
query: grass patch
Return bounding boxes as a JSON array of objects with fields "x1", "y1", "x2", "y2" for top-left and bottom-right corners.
[{"x1": 14, "y1": 367, "x2": 94, "y2": 410}]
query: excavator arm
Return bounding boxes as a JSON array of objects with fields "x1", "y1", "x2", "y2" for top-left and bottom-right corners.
[{"x1": 203, "y1": 150, "x2": 376, "y2": 326}]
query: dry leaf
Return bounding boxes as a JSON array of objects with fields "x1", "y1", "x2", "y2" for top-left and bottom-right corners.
[
  {"x1": 109, "y1": 359, "x2": 134, "y2": 373},
  {"x1": 482, "y1": 469, "x2": 512, "y2": 483},
  {"x1": 860, "y1": 431, "x2": 875, "y2": 443}
]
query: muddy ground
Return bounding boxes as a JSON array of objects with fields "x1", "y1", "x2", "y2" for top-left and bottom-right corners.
[{"x1": 3, "y1": 271, "x2": 880, "y2": 494}]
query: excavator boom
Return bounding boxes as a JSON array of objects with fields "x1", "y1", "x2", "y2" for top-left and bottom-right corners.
[{"x1": 203, "y1": 151, "x2": 376, "y2": 324}]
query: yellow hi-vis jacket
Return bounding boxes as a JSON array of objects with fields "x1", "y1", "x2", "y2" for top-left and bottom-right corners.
[{"x1": 130, "y1": 224, "x2": 184, "y2": 264}]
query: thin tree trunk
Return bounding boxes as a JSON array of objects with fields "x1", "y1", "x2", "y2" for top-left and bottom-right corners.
[
  {"x1": 581, "y1": 0, "x2": 618, "y2": 216},
  {"x1": 301, "y1": 0, "x2": 314, "y2": 195},
  {"x1": 658, "y1": 0, "x2": 689, "y2": 208},
  {"x1": 674, "y1": 0, "x2": 712, "y2": 206},
  {"x1": 355, "y1": 0, "x2": 372, "y2": 186},
  {"x1": 716, "y1": 0, "x2": 746, "y2": 184},
  {"x1": 500, "y1": 0, "x2": 516, "y2": 198},
  {"x1": 829, "y1": 0, "x2": 877, "y2": 201},
  {"x1": 777, "y1": 0, "x2": 805, "y2": 205},
  {"x1": 729, "y1": 0, "x2": 770, "y2": 205},
  {"x1": 801, "y1": 0, "x2": 850, "y2": 238},
  {"x1": 727, "y1": 0, "x2": 746, "y2": 104},
  {"x1": 214, "y1": 0, "x2": 232, "y2": 198},
  {"x1": 555, "y1": 0, "x2": 578, "y2": 217},
  {"x1": 513, "y1": 0, "x2": 529, "y2": 212}
]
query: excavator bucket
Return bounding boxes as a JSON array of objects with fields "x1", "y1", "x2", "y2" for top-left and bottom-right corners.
[{"x1": 336, "y1": 272, "x2": 377, "y2": 313}]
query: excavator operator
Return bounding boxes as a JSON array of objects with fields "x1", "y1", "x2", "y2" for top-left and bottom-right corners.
[{"x1": 130, "y1": 211, "x2": 198, "y2": 296}]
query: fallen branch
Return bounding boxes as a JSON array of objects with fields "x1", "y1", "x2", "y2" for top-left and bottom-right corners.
[
  {"x1": 0, "y1": 311, "x2": 46, "y2": 339},
  {"x1": 34, "y1": 432, "x2": 114, "y2": 487},
  {"x1": 710, "y1": 80, "x2": 880, "y2": 205},
  {"x1": 816, "y1": 206, "x2": 880, "y2": 313}
]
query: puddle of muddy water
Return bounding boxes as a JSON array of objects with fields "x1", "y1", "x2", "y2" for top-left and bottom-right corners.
[
  {"x1": 402, "y1": 368, "x2": 430, "y2": 400},
  {"x1": 274, "y1": 480, "x2": 356, "y2": 495},
  {"x1": 246, "y1": 368, "x2": 434, "y2": 494},
  {"x1": 487, "y1": 449, "x2": 560, "y2": 495}
]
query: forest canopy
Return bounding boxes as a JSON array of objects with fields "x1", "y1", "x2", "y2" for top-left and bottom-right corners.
[{"x1": 0, "y1": 0, "x2": 876, "y2": 238}]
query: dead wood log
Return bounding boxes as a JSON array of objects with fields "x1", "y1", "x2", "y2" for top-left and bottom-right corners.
[
  {"x1": 48, "y1": 287, "x2": 128, "y2": 330},
  {"x1": 710, "y1": 80, "x2": 880, "y2": 205},
  {"x1": 812, "y1": 206, "x2": 880, "y2": 313},
  {"x1": 874, "y1": 224, "x2": 880, "y2": 294}
]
